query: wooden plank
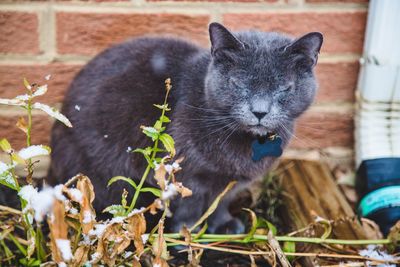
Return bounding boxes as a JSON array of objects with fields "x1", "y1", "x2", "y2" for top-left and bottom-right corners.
[{"x1": 277, "y1": 159, "x2": 371, "y2": 266}]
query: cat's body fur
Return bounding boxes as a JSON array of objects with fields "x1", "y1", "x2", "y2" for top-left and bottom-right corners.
[{"x1": 48, "y1": 23, "x2": 322, "y2": 233}]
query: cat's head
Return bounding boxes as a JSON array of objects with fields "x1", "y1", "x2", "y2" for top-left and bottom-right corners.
[{"x1": 204, "y1": 22, "x2": 323, "y2": 138}]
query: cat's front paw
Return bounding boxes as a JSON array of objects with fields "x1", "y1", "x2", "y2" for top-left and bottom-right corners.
[{"x1": 214, "y1": 218, "x2": 245, "y2": 234}]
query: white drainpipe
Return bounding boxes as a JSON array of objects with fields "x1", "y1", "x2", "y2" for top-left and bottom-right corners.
[{"x1": 355, "y1": 0, "x2": 400, "y2": 166}]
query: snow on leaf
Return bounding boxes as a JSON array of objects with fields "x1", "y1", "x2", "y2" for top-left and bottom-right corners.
[
  {"x1": 32, "y1": 84, "x2": 48, "y2": 97},
  {"x1": 0, "y1": 98, "x2": 26, "y2": 107},
  {"x1": 68, "y1": 188, "x2": 83, "y2": 203},
  {"x1": 161, "y1": 182, "x2": 178, "y2": 200},
  {"x1": 15, "y1": 94, "x2": 30, "y2": 101},
  {"x1": 18, "y1": 185, "x2": 38, "y2": 203},
  {"x1": 0, "y1": 161, "x2": 17, "y2": 189},
  {"x1": 32, "y1": 102, "x2": 72, "y2": 127},
  {"x1": 18, "y1": 145, "x2": 51, "y2": 160}
]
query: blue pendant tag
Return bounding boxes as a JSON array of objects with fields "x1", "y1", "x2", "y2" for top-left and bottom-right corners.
[{"x1": 251, "y1": 135, "x2": 283, "y2": 161}]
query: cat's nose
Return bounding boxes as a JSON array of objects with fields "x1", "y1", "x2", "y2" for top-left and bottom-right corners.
[{"x1": 252, "y1": 111, "x2": 267, "y2": 120}]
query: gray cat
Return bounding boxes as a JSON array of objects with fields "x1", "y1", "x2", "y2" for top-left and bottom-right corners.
[{"x1": 47, "y1": 22, "x2": 323, "y2": 234}]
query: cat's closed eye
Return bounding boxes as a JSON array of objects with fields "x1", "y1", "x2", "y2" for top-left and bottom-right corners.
[
  {"x1": 277, "y1": 84, "x2": 294, "y2": 93},
  {"x1": 229, "y1": 78, "x2": 247, "y2": 90}
]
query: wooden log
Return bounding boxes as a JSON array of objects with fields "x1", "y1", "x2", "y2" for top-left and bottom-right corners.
[{"x1": 277, "y1": 159, "x2": 375, "y2": 266}]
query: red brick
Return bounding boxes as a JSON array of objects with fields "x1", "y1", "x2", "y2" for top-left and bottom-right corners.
[
  {"x1": 289, "y1": 111, "x2": 354, "y2": 149},
  {"x1": 223, "y1": 11, "x2": 367, "y2": 53},
  {"x1": 0, "y1": 63, "x2": 82, "y2": 104},
  {"x1": 0, "y1": 11, "x2": 40, "y2": 54},
  {"x1": 0, "y1": 115, "x2": 52, "y2": 150},
  {"x1": 56, "y1": 12, "x2": 210, "y2": 55},
  {"x1": 315, "y1": 61, "x2": 359, "y2": 103}
]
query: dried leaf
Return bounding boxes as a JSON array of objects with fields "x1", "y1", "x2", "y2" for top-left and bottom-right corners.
[
  {"x1": 96, "y1": 223, "x2": 130, "y2": 266},
  {"x1": 48, "y1": 200, "x2": 69, "y2": 263},
  {"x1": 71, "y1": 245, "x2": 90, "y2": 267},
  {"x1": 76, "y1": 174, "x2": 96, "y2": 235},
  {"x1": 175, "y1": 182, "x2": 192, "y2": 198},
  {"x1": 388, "y1": 220, "x2": 400, "y2": 252},
  {"x1": 149, "y1": 199, "x2": 163, "y2": 215},
  {"x1": 153, "y1": 219, "x2": 169, "y2": 267},
  {"x1": 16, "y1": 117, "x2": 28, "y2": 134},
  {"x1": 180, "y1": 225, "x2": 193, "y2": 263},
  {"x1": 126, "y1": 213, "x2": 146, "y2": 254},
  {"x1": 154, "y1": 164, "x2": 167, "y2": 190},
  {"x1": 23, "y1": 78, "x2": 31, "y2": 90},
  {"x1": 26, "y1": 234, "x2": 35, "y2": 259}
]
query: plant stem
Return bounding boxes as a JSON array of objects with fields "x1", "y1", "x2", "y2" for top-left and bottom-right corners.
[
  {"x1": 128, "y1": 164, "x2": 153, "y2": 212},
  {"x1": 161, "y1": 233, "x2": 391, "y2": 246},
  {"x1": 27, "y1": 99, "x2": 32, "y2": 147},
  {"x1": 25, "y1": 94, "x2": 33, "y2": 184},
  {"x1": 128, "y1": 86, "x2": 171, "y2": 212},
  {"x1": 7, "y1": 234, "x2": 27, "y2": 256}
]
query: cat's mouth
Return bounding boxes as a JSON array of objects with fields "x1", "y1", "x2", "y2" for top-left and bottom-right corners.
[
  {"x1": 256, "y1": 132, "x2": 278, "y2": 143},
  {"x1": 246, "y1": 124, "x2": 276, "y2": 137}
]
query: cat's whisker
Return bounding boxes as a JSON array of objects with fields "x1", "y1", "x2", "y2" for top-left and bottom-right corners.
[
  {"x1": 279, "y1": 122, "x2": 333, "y2": 159},
  {"x1": 181, "y1": 103, "x2": 228, "y2": 113},
  {"x1": 219, "y1": 123, "x2": 240, "y2": 148}
]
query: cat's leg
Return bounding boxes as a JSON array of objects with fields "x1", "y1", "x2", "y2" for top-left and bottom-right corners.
[
  {"x1": 206, "y1": 186, "x2": 246, "y2": 234},
  {"x1": 168, "y1": 191, "x2": 208, "y2": 233},
  {"x1": 168, "y1": 179, "x2": 245, "y2": 234}
]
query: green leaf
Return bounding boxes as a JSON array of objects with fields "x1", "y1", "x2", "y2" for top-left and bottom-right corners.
[
  {"x1": 0, "y1": 174, "x2": 17, "y2": 191},
  {"x1": 140, "y1": 187, "x2": 162, "y2": 197},
  {"x1": 159, "y1": 133, "x2": 175, "y2": 156},
  {"x1": 133, "y1": 148, "x2": 152, "y2": 156},
  {"x1": 154, "y1": 120, "x2": 162, "y2": 130},
  {"x1": 107, "y1": 176, "x2": 137, "y2": 189},
  {"x1": 161, "y1": 116, "x2": 171, "y2": 123},
  {"x1": 283, "y1": 241, "x2": 296, "y2": 261},
  {"x1": 243, "y1": 208, "x2": 257, "y2": 242},
  {"x1": 103, "y1": 204, "x2": 126, "y2": 217},
  {"x1": 0, "y1": 162, "x2": 17, "y2": 191},
  {"x1": 153, "y1": 104, "x2": 171, "y2": 111},
  {"x1": 257, "y1": 218, "x2": 277, "y2": 236},
  {"x1": 143, "y1": 154, "x2": 155, "y2": 168},
  {"x1": 141, "y1": 126, "x2": 159, "y2": 141},
  {"x1": 0, "y1": 138, "x2": 11, "y2": 153},
  {"x1": 189, "y1": 181, "x2": 236, "y2": 232}
]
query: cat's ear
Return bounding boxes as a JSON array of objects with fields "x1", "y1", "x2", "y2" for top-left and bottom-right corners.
[
  {"x1": 284, "y1": 32, "x2": 323, "y2": 68},
  {"x1": 209, "y1": 22, "x2": 245, "y2": 59}
]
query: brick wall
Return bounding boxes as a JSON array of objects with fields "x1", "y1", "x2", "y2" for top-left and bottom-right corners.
[{"x1": 0, "y1": 0, "x2": 368, "y2": 167}]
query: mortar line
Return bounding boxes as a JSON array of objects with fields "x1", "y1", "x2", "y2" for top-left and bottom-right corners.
[
  {"x1": 0, "y1": 102, "x2": 353, "y2": 117},
  {"x1": 0, "y1": 2, "x2": 368, "y2": 14},
  {"x1": 0, "y1": 53, "x2": 361, "y2": 65}
]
